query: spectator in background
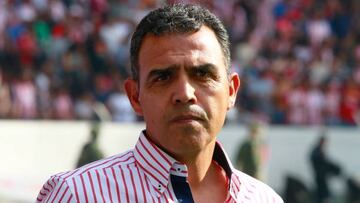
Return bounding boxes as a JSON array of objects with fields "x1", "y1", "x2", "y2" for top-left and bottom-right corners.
[
  {"x1": 74, "y1": 91, "x2": 97, "y2": 120},
  {"x1": 323, "y1": 79, "x2": 341, "y2": 125},
  {"x1": 35, "y1": 60, "x2": 54, "y2": 119},
  {"x1": 306, "y1": 9, "x2": 332, "y2": 49},
  {"x1": 287, "y1": 82, "x2": 307, "y2": 125},
  {"x1": 106, "y1": 79, "x2": 137, "y2": 122},
  {"x1": 270, "y1": 72, "x2": 290, "y2": 124},
  {"x1": 74, "y1": 90, "x2": 111, "y2": 121},
  {"x1": 61, "y1": 43, "x2": 91, "y2": 98},
  {"x1": 248, "y1": 67, "x2": 274, "y2": 122},
  {"x1": 52, "y1": 87, "x2": 74, "y2": 119},
  {"x1": 305, "y1": 82, "x2": 324, "y2": 125},
  {"x1": 99, "y1": 14, "x2": 132, "y2": 57},
  {"x1": 0, "y1": 68, "x2": 11, "y2": 118},
  {"x1": 340, "y1": 80, "x2": 359, "y2": 126},
  {"x1": 11, "y1": 69, "x2": 38, "y2": 119}
]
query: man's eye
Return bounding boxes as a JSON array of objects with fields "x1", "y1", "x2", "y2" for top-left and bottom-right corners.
[
  {"x1": 154, "y1": 73, "x2": 171, "y2": 82},
  {"x1": 195, "y1": 69, "x2": 209, "y2": 78}
]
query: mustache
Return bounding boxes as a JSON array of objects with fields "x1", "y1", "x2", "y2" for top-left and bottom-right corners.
[{"x1": 169, "y1": 105, "x2": 208, "y2": 121}]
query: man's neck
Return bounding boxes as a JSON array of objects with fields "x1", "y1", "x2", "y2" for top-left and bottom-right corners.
[
  {"x1": 186, "y1": 148, "x2": 214, "y2": 185},
  {"x1": 181, "y1": 144, "x2": 228, "y2": 203}
]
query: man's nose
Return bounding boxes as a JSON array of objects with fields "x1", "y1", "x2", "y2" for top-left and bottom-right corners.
[{"x1": 172, "y1": 75, "x2": 197, "y2": 104}]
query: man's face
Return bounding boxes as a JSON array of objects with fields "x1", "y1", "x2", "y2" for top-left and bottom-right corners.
[{"x1": 125, "y1": 26, "x2": 240, "y2": 159}]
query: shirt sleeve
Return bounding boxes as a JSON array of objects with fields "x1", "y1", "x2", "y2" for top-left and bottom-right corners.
[{"x1": 36, "y1": 175, "x2": 75, "y2": 203}]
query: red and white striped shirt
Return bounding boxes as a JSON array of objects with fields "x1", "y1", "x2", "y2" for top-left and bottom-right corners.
[{"x1": 36, "y1": 132, "x2": 283, "y2": 203}]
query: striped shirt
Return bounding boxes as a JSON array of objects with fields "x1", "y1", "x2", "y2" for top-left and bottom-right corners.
[{"x1": 36, "y1": 132, "x2": 283, "y2": 203}]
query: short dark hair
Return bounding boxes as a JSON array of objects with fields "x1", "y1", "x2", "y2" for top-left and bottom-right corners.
[{"x1": 130, "y1": 4, "x2": 230, "y2": 81}]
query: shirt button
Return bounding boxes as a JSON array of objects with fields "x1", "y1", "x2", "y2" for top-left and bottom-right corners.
[
  {"x1": 158, "y1": 184, "x2": 162, "y2": 190},
  {"x1": 177, "y1": 168, "x2": 181, "y2": 171}
]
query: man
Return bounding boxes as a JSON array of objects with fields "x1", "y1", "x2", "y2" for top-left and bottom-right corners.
[
  {"x1": 236, "y1": 122, "x2": 264, "y2": 179},
  {"x1": 310, "y1": 135, "x2": 341, "y2": 203},
  {"x1": 76, "y1": 122, "x2": 104, "y2": 168},
  {"x1": 36, "y1": 4, "x2": 283, "y2": 202}
]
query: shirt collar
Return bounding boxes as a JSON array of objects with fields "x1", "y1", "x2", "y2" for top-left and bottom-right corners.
[
  {"x1": 133, "y1": 131, "x2": 239, "y2": 198},
  {"x1": 214, "y1": 141, "x2": 241, "y2": 200}
]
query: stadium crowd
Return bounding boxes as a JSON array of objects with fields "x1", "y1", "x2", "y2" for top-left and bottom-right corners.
[{"x1": 0, "y1": 0, "x2": 359, "y2": 125}]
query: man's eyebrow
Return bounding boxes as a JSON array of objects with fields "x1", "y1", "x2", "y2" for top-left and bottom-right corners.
[
  {"x1": 146, "y1": 63, "x2": 218, "y2": 80},
  {"x1": 189, "y1": 63, "x2": 218, "y2": 73},
  {"x1": 197, "y1": 63, "x2": 216, "y2": 69},
  {"x1": 146, "y1": 65, "x2": 178, "y2": 79}
]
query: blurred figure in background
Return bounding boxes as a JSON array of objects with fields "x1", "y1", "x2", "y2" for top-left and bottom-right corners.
[
  {"x1": 76, "y1": 122, "x2": 104, "y2": 167},
  {"x1": 235, "y1": 121, "x2": 268, "y2": 180},
  {"x1": 106, "y1": 79, "x2": 137, "y2": 122},
  {"x1": 0, "y1": 68, "x2": 11, "y2": 118},
  {"x1": 283, "y1": 175, "x2": 312, "y2": 203},
  {"x1": 309, "y1": 133, "x2": 342, "y2": 203},
  {"x1": 11, "y1": 69, "x2": 38, "y2": 119},
  {"x1": 346, "y1": 176, "x2": 360, "y2": 203}
]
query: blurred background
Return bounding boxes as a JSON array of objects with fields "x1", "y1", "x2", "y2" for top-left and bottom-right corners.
[{"x1": 0, "y1": 0, "x2": 359, "y2": 202}]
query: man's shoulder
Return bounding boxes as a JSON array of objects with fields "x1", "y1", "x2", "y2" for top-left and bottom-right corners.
[
  {"x1": 54, "y1": 149, "x2": 135, "y2": 181},
  {"x1": 232, "y1": 169, "x2": 284, "y2": 202},
  {"x1": 36, "y1": 150, "x2": 136, "y2": 202}
]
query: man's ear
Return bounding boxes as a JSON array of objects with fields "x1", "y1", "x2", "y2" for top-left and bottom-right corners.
[
  {"x1": 227, "y1": 72, "x2": 240, "y2": 110},
  {"x1": 124, "y1": 79, "x2": 143, "y2": 116}
]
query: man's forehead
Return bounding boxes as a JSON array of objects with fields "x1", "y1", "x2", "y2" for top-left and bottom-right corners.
[{"x1": 140, "y1": 28, "x2": 223, "y2": 60}]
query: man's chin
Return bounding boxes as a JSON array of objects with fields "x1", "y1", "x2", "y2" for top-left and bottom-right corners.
[
  {"x1": 170, "y1": 127, "x2": 209, "y2": 147},
  {"x1": 170, "y1": 122, "x2": 204, "y2": 136}
]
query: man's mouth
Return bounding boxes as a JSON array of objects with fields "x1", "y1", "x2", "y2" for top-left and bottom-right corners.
[{"x1": 170, "y1": 114, "x2": 204, "y2": 124}]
